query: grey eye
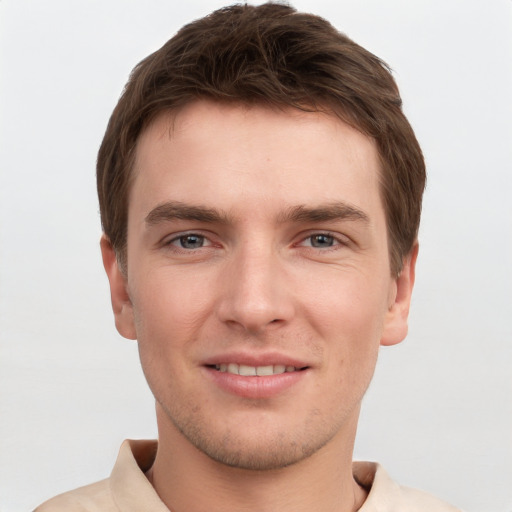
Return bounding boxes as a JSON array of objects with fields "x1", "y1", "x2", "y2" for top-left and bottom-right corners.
[
  {"x1": 179, "y1": 234, "x2": 205, "y2": 249},
  {"x1": 310, "y1": 234, "x2": 335, "y2": 248}
]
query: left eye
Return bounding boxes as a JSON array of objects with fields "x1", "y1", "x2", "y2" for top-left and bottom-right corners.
[
  {"x1": 173, "y1": 234, "x2": 208, "y2": 249},
  {"x1": 306, "y1": 234, "x2": 336, "y2": 248}
]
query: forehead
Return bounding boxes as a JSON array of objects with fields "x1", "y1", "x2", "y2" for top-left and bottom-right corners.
[{"x1": 131, "y1": 101, "x2": 383, "y2": 222}]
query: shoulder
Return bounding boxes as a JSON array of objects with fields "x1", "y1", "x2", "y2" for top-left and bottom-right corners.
[
  {"x1": 354, "y1": 461, "x2": 462, "y2": 512},
  {"x1": 33, "y1": 439, "x2": 161, "y2": 512},
  {"x1": 33, "y1": 479, "x2": 118, "y2": 512},
  {"x1": 397, "y1": 485, "x2": 461, "y2": 512}
]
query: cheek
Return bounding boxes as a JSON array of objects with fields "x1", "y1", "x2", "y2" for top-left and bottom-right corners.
[
  {"x1": 302, "y1": 270, "x2": 389, "y2": 338},
  {"x1": 301, "y1": 271, "x2": 389, "y2": 392},
  {"x1": 132, "y1": 276, "x2": 203, "y2": 396},
  {"x1": 132, "y1": 270, "x2": 214, "y2": 337}
]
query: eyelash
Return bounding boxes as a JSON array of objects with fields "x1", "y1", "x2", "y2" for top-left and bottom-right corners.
[
  {"x1": 164, "y1": 232, "x2": 213, "y2": 251},
  {"x1": 163, "y1": 231, "x2": 349, "y2": 253},
  {"x1": 297, "y1": 232, "x2": 348, "y2": 250}
]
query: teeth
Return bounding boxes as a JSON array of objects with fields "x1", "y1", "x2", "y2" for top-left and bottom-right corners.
[
  {"x1": 215, "y1": 363, "x2": 299, "y2": 376},
  {"x1": 256, "y1": 365, "x2": 274, "y2": 376},
  {"x1": 239, "y1": 364, "x2": 257, "y2": 376}
]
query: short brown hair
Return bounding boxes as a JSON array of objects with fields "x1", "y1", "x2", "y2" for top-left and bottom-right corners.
[{"x1": 97, "y1": 2, "x2": 425, "y2": 275}]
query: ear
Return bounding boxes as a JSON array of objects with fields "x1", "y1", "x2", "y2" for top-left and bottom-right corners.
[
  {"x1": 100, "y1": 234, "x2": 137, "y2": 340},
  {"x1": 380, "y1": 243, "x2": 419, "y2": 346}
]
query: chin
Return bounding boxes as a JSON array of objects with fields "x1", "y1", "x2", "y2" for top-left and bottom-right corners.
[
  {"x1": 186, "y1": 432, "x2": 325, "y2": 471},
  {"x1": 165, "y1": 404, "x2": 343, "y2": 472}
]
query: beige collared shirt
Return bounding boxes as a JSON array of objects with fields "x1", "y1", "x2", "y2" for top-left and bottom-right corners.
[{"x1": 35, "y1": 439, "x2": 461, "y2": 511}]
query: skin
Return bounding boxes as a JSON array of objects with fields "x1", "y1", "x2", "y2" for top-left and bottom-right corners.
[{"x1": 101, "y1": 101, "x2": 417, "y2": 512}]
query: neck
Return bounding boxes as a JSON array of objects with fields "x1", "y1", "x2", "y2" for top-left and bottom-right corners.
[{"x1": 147, "y1": 408, "x2": 367, "y2": 512}]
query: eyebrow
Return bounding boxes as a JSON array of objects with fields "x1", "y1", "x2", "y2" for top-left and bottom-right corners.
[
  {"x1": 145, "y1": 201, "x2": 230, "y2": 226},
  {"x1": 145, "y1": 200, "x2": 369, "y2": 226},
  {"x1": 277, "y1": 203, "x2": 370, "y2": 224}
]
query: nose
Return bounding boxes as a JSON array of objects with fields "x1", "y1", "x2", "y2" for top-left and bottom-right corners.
[{"x1": 217, "y1": 244, "x2": 295, "y2": 335}]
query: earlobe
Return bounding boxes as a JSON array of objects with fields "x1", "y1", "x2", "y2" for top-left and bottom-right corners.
[
  {"x1": 100, "y1": 235, "x2": 137, "y2": 340},
  {"x1": 380, "y1": 243, "x2": 418, "y2": 346}
]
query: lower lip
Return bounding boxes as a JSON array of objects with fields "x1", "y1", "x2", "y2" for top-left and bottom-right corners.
[{"x1": 203, "y1": 367, "x2": 308, "y2": 399}]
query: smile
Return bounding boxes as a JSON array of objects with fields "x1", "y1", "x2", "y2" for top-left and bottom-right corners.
[
  {"x1": 213, "y1": 363, "x2": 305, "y2": 376},
  {"x1": 204, "y1": 360, "x2": 310, "y2": 398}
]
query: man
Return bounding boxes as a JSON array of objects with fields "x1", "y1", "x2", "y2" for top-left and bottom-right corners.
[{"x1": 36, "y1": 3, "x2": 460, "y2": 511}]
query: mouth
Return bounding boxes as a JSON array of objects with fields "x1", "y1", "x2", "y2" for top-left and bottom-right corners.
[
  {"x1": 209, "y1": 363, "x2": 308, "y2": 376},
  {"x1": 203, "y1": 358, "x2": 310, "y2": 398}
]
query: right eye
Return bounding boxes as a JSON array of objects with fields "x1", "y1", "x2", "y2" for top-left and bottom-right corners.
[
  {"x1": 305, "y1": 233, "x2": 336, "y2": 248},
  {"x1": 168, "y1": 234, "x2": 210, "y2": 249}
]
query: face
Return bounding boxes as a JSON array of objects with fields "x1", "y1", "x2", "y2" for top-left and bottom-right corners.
[{"x1": 102, "y1": 101, "x2": 416, "y2": 470}]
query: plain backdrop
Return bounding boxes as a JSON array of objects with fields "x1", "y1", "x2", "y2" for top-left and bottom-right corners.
[{"x1": 1, "y1": 1, "x2": 511, "y2": 511}]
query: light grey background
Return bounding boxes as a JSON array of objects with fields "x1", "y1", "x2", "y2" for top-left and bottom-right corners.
[{"x1": 1, "y1": 1, "x2": 511, "y2": 511}]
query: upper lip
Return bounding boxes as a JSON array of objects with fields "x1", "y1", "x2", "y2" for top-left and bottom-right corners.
[{"x1": 201, "y1": 351, "x2": 310, "y2": 369}]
